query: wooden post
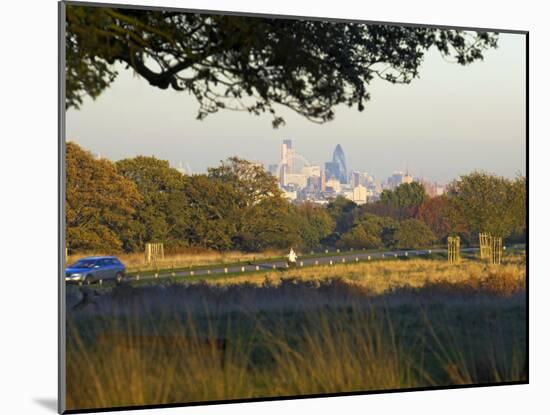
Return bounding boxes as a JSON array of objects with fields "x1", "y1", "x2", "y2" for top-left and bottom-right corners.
[
  {"x1": 448, "y1": 236, "x2": 460, "y2": 264},
  {"x1": 479, "y1": 232, "x2": 491, "y2": 260},
  {"x1": 489, "y1": 236, "x2": 502, "y2": 265}
]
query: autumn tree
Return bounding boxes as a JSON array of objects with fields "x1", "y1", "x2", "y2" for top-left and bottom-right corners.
[
  {"x1": 208, "y1": 157, "x2": 297, "y2": 251},
  {"x1": 115, "y1": 156, "x2": 190, "y2": 250},
  {"x1": 66, "y1": 5, "x2": 498, "y2": 127},
  {"x1": 376, "y1": 182, "x2": 428, "y2": 220},
  {"x1": 415, "y1": 195, "x2": 467, "y2": 242},
  {"x1": 181, "y1": 174, "x2": 237, "y2": 250},
  {"x1": 66, "y1": 142, "x2": 142, "y2": 252}
]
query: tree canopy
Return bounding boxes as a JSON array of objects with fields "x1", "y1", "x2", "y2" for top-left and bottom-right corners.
[
  {"x1": 66, "y1": 142, "x2": 143, "y2": 252},
  {"x1": 415, "y1": 195, "x2": 466, "y2": 242},
  {"x1": 374, "y1": 182, "x2": 428, "y2": 220},
  {"x1": 446, "y1": 172, "x2": 526, "y2": 238},
  {"x1": 115, "y1": 156, "x2": 190, "y2": 250},
  {"x1": 66, "y1": 5, "x2": 498, "y2": 127},
  {"x1": 394, "y1": 219, "x2": 436, "y2": 249}
]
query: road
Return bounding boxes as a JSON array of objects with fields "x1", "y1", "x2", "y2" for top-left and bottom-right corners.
[{"x1": 120, "y1": 247, "x2": 483, "y2": 284}]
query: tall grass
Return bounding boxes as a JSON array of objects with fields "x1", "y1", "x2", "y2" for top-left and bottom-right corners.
[{"x1": 65, "y1": 256, "x2": 526, "y2": 411}]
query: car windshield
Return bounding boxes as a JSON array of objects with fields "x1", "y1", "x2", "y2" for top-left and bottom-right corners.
[{"x1": 69, "y1": 259, "x2": 97, "y2": 268}]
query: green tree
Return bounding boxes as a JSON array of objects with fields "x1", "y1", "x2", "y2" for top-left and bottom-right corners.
[
  {"x1": 357, "y1": 214, "x2": 400, "y2": 248},
  {"x1": 181, "y1": 174, "x2": 236, "y2": 250},
  {"x1": 447, "y1": 172, "x2": 526, "y2": 238},
  {"x1": 66, "y1": 5, "x2": 497, "y2": 127},
  {"x1": 208, "y1": 157, "x2": 296, "y2": 251},
  {"x1": 337, "y1": 224, "x2": 382, "y2": 250},
  {"x1": 294, "y1": 202, "x2": 336, "y2": 249},
  {"x1": 115, "y1": 156, "x2": 190, "y2": 250},
  {"x1": 236, "y1": 198, "x2": 300, "y2": 252},
  {"x1": 335, "y1": 213, "x2": 399, "y2": 249},
  {"x1": 394, "y1": 219, "x2": 436, "y2": 249},
  {"x1": 66, "y1": 142, "x2": 143, "y2": 252},
  {"x1": 326, "y1": 196, "x2": 358, "y2": 233}
]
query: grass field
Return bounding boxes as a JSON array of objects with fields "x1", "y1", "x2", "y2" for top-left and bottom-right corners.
[{"x1": 65, "y1": 253, "x2": 526, "y2": 411}]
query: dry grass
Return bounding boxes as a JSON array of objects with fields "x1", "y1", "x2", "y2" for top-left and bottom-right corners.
[
  {"x1": 196, "y1": 256, "x2": 526, "y2": 296},
  {"x1": 68, "y1": 248, "x2": 285, "y2": 272}
]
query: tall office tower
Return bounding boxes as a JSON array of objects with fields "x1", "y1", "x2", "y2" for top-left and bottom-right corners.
[
  {"x1": 351, "y1": 171, "x2": 361, "y2": 188},
  {"x1": 281, "y1": 139, "x2": 294, "y2": 174},
  {"x1": 332, "y1": 144, "x2": 348, "y2": 184}
]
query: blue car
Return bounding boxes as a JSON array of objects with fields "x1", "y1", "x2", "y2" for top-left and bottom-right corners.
[{"x1": 65, "y1": 256, "x2": 126, "y2": 284}]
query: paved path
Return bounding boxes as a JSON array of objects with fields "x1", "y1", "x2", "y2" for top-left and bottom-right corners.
[{"x1": 124, "y1": 247, "x2": 482, "y2": 284}]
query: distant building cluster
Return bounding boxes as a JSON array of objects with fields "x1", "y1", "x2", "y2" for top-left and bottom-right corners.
[
  {"x1": 266, "y1": 139, "x2": 447, "y2": 204},
  {"x1": 172, "y1": 139, "x2": 447, "y2": 204}
]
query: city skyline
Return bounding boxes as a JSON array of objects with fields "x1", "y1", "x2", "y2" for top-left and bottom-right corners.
[
  {"x1": 66, "y1": 32, "x2": 526, "y2": 182},
  {"x1": 82, "y1": 139, "x2": 449, "y2": 185}
]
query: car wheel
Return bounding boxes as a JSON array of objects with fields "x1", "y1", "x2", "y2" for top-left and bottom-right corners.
[
  {"x1": 115, "y1": 272, "x2": 124, "y2": 284},
  {"x1": 85, "y1": 274, "x2": 94, "y2": 285}
]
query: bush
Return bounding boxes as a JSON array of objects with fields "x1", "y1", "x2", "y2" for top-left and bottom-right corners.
[
  {"x1": 394, "y1": 219, "x2": 436, "y2": 249},
  {"x1": 336, "y1": 225, "x2": 383, "y2": 249}
]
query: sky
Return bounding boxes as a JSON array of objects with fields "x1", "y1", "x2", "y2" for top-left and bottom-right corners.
[{"x1": 66, "y1": 31, "x2": 526, "y2": 183}]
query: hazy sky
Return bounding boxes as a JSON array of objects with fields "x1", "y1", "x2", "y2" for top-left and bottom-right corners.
[{"x1": 66, "y1": 31, "x2": 526, "y2": 183}]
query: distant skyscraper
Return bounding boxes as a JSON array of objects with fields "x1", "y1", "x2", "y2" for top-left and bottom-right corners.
[
  {"x1": 280, "y1": 139, "x2": 295, "y2": 182},
  {"x1": 324, "y1": 161, "x2": 340, "y2": 181},
  {"x1": 332, "y1": 144, "x2": 347, "y2": 184},
  {"x1": 281, "y1": 140, "x2": 294, "y2": 170}
]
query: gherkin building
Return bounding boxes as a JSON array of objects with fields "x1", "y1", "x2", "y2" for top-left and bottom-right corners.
[{"x1": 332, "y1": 144, "x2": 347, "y2": 184}]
